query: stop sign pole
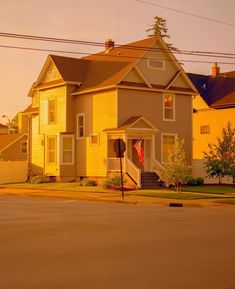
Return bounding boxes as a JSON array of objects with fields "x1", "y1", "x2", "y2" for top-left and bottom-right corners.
[{"x1": 113, "y1": 138, "x2": 126, "y2": 200}]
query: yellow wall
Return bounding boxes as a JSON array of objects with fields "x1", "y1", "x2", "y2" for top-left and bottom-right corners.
[
  {"x1": 30, "y1": 115, "x2": 44, "y2": 175},
  {"x1": 193, "y1": 106, "x2": 235, "y2": 159},
  {"x1": 39, "y1": 86, "x2": 66, "y2": 135},
  {"x1": 76, "y1": 89, "x2": 117, "y2": 177}
]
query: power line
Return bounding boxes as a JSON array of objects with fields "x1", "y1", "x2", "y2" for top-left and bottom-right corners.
[
  {"x1": 1, "y1": 43, "x2": 235, "y2": 66},
  {"x1": 136, "y1": 0, "x2": 235, "y2": 27},
  {"x1": 1, "y1": 31, "x2": 235, "y2": 58}
]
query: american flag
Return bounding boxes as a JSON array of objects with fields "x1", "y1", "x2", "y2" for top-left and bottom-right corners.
[{"x1": 134, "y1": 139, "x2": 144, "y2": 165}]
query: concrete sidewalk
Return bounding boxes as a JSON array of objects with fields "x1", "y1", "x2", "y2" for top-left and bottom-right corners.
[{"x1": 0, "y1": 186, "x2": 231, "y2": 208}]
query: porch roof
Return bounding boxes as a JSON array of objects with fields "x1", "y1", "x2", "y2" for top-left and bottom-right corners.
[{"x1": 104, "y1": 116, "x2": 159, "y2": 134}]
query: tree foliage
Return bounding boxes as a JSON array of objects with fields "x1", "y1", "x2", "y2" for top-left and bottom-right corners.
[
  {"x1": 204, "y1": 122, "x2": 235, "y2": 183},
  {"x1": 146, "y1": 16, "x2": 177, "y2": 50},
  {"x1": 158, "y1": 138, "x2": 191, "y2": 191},
  {"x1": 3, "y1": 115, "x2": 18, "y2": 134}
]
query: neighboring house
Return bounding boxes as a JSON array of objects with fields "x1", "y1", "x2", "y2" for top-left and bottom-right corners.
[
  {"x1": 188, "y1": 63, "x2": 235, "y2": 183},
  {"x1": 26, "y1": 36, "x2": 197, "y2": 187},
  {"x1": 0, "y1": 123, "x2": 9, "y2": 134},
  {"x1": 0, "y1": 133, "x2": 28, "y2": 161}
]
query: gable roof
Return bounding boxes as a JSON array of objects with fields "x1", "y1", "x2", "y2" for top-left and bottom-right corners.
[
  {"x1": 0, "y1": 133, "x2": 26, "y2": 152},
  {"x1": 33, "y1": 36, "x2": 196, "y2": 95},
  {"x1": 0, "y1": 123, "x2": 7, "y2": 129},
  {"x1": 104, "y1": 116, "x2": 159, "y2": 133},
  {"x1": 188, "y1": 73, "x2": 235, "y2": 108}
]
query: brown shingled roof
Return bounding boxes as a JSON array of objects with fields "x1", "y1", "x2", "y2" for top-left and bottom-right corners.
[
  {"x1": 23, "y1": 105, "x2": 39, "y2": 114},
  {"x1": 0, "y1": 133, "x2": 26, "y2": 152},
  {"x1": 0, "y1": 123, "x2": 7, "y2": 128}
]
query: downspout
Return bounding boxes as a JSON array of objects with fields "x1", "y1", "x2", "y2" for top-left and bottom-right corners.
[{"x1": 26, "y1": 115, "x2": 31, "y2": 182}]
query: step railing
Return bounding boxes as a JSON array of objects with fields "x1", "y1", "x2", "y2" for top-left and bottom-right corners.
[
  {"x1": 151, "y1": 158, "x2": 163, "y2": 177},
  {"x1": 126, "y1": 158, "x2": 141, "y2": 188}
]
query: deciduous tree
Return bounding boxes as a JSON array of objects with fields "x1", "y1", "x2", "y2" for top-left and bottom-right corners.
[{"x1": 158, "y1": 138, "x2": 191, "y2": 191}]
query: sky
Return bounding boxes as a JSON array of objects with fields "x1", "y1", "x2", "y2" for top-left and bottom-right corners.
[{"x1": 0, "y1": 0, "x2": 235, "y2": 123}]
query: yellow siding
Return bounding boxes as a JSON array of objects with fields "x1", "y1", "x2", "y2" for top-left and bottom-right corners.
[
  {"x1": 39, "y1": 86, "x2": 66, "y2": 134},
  {"x1": 193, "y1": 107, "x2": 235, "y2": 159},
  {"x1": 76, "y1": 90, "x2": 117, "y2": 177},
  {"x1": 31, "y1": 115, "x2": 44, "y2": 174},
  {"x1": 193, "y1": 94, "x2": 209, "y2": 110}
]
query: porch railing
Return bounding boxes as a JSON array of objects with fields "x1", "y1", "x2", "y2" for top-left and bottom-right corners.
[
  {"x1": 126, "y1": 158, "x2": 141, "y2": 188},
  {"x1": 151, "y1": 158, "x2": 163, "y2": 176}
]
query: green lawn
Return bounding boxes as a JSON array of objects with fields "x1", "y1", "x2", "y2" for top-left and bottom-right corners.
[
  {"x1": 3, "y1": 182, "x2": 235, "y2": 200},
  {"x1": 131, "y1": 189, "x2": 226, "y2": 200},
  {"x1": 182, "y1": 185, "x2": 235, "y2": 195}
]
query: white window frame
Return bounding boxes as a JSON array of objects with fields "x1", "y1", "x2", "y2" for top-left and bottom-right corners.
[
  {"x1": 163, "y1": 93, "x2": 175, "y2": 122},
  {"x1": 20, "y1": 141, "x2": 27, "y2": 154},
  {"x1": 60, "y1": 135, "x2": 74, "y2": 165},
  {"x1": 161, "y1": 133, "x2": 177, "y2": 163},
  {"x1": 90, "y1": 133, "x2": 100, "y2": 146},
  {"x1": 77, "y1": 113, "x2": 85, "y2": 139},
  {"x1": 147, "y1": 58, "x2": 166, "y2": 70},
  {"x1": 48, "y1": 98, "x2": 57, "y2": 124}
]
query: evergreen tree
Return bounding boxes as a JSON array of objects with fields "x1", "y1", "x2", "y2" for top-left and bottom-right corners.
[
  {"x1": 158, "y1": 138, "x2": 191, "y2": 191},
  {"x1": 146, "y1": 16, "x2": 177, "y2": 50}
]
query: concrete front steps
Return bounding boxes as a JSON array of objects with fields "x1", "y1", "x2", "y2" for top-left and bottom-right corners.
[{"x1": 141, "y1": 172, "x2": 161, "y2": 189}]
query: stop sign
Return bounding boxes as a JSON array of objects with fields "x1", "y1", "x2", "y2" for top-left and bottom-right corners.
[{"x1": 113, "y1": 138, "x2": 126, "y2": 158}]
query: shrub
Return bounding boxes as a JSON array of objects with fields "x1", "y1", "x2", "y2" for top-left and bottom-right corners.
[
  {"x1": 196, "y1": 177, "x2": 204, "y2": 185},
  {"x1": 30, "y1": 175, "x2": 46, "y2": 184},
  {"x1": 186, "y1": 178, "x2": 197, "y2": 186},
  {"x1": 102, "y1": 173, "x2": 127, "y2": 189},
  {"x1": 186, "y1": 177, "x2": 204, "y2": 186},
  {"x1": 80, "y1": 178, "x2": 97, "y2": 186}
]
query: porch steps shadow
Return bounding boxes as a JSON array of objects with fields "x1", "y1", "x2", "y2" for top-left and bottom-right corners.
[{"x1": 141, "y1": 172, "x2": 160, "y2": 189}]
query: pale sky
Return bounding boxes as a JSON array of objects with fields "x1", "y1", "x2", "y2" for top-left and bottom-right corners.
[{"x1": 0, "y1": 0, "x2": 235, "y2": 123}]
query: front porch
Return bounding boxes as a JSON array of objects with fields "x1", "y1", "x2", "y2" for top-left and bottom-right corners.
[{"x1": 105, "y1": 116, "x2": 163, "y2": 188}]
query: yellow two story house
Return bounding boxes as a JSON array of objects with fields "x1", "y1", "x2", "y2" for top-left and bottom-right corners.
[{"x1": 26, "y1": 36, "x2": 197, "y2": 187}]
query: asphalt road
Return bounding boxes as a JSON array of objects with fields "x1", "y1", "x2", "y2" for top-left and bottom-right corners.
[{"x1": 0, "y1": 195, "x2": 235, "y2": 289}]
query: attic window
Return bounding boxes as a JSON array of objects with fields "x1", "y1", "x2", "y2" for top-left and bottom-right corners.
[{"x1": 148, "y1": 59, "x2": 165, "y2": 70}]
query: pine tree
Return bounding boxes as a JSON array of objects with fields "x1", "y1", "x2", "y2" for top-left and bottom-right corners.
[
  {"x1": 158, "y1": 138, "x2": 191, "y2": 191},
  {"x1": 146, "y1": 16, "x2": 177, "y2": 50}
]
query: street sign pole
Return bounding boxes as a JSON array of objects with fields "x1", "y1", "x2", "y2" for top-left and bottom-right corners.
[{"x1": 118, "y1": 138, "x2": 124, "y2": 200}]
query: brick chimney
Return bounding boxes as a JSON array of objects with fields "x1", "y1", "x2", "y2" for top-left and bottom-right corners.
[
  {"x1": 105, "y1": 39, "x2": 115, "y2": 53},
  {"x1": 212, "y1": 62, "x2": 220, "y2": 77}
]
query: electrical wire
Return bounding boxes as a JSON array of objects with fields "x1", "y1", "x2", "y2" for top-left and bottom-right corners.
[
  {"x1": 1, "y1": 43, "x2": 235, "y2": 66},
  {"x1": 136, "y1": 0, "x2": 235, "y2": 27},
  {"x1": 0, "y1": 31, "x2": 235, "y2": 59}
]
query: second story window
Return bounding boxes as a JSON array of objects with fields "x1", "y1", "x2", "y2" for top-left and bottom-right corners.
[
  {"x1": 48, "y1": 98, "x2": 56, "y2": 124},
  {"x1": 163, "y1": 93, "x2": 175, "y2": 121},
  {"x1": 77, "y1": 113, "x2": 85, "y2": 139}
]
